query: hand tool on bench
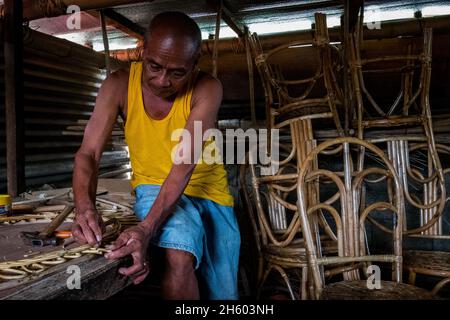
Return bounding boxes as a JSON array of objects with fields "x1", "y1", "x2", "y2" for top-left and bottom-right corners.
[{"x1": 20, "y1": 205, "x2": 74, "y2": 247}]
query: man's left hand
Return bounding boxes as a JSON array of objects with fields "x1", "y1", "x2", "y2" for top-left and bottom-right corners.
[{"x1": 105, "y1": 224, "x2": 152, "y2": 285}]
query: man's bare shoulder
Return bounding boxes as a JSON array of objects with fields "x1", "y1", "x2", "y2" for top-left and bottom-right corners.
[
  {"x1": 97, "y1": 67, "x2": 130, "y2": 108},
  {"x1": 190, "y1": 71, "x2": 223, "y2": 111},
  {"x1": 193, "y1": 71, "x2": 223, "y2": 96},
  {"x1": 104, "y1": 67, "x2": 130, "y2": 89}
]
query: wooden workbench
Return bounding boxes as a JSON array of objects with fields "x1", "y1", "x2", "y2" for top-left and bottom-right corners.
[
  {"x1": 0, "y1": 179, "x2": 136, "y2": 300},
  {"x1": 0, "y1": 218, "x2": 134, "y2": 300}
]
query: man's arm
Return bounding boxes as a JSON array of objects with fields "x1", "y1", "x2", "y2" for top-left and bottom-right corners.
[
  {"x1": 72, "y1": 71, "x2": 126, "y2": 245},
  {"x1": 105, "y1": 74, "x2": 223, "y2": 282}
]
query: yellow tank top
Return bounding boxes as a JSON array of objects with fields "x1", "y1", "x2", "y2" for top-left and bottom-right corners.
[{"x1": 124, "y1": 62, "x2": 234, "y2": 207}]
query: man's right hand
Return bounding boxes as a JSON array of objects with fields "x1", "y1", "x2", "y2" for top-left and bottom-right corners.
[{"x1": 71, "y1": 208, "x2": 105, "y2": 246}]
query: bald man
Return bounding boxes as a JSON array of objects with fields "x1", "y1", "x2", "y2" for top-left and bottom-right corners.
[{"x1": 71, "y1": 11, "x2": 240, "y2": 300}]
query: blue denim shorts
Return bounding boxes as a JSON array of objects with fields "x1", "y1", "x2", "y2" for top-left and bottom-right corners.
[{"x1": 134, "y1": 184, "x2": 241, "y2": 300}]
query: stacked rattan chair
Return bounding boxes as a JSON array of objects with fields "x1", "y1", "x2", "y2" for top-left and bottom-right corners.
[
  {"x1": 240, "y1": 147, "x2": 341, "y2": 299},
  {"x1": 249, "y1": 12, "x2": 345, "y2": 168},
  {"x1": 296, "y1": 137, "x2": 436, "y2": 299},
  {"x1": 349, "y1": 13, "x2": 446, "y2": 235},
  {"x1": 348, "y1": 10, "x2": 450, "y2": 296},
  {"x1": 240, "y1": 159, "x2": 308, "y2": 299},
  {"x1": 239, "y1": 13, "x2": 346, "y2": 299}
]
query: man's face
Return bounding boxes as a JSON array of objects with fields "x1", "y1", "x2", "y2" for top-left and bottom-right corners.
[{"x1": 142, "y1": 34, "x2": 198, "y2": 99}]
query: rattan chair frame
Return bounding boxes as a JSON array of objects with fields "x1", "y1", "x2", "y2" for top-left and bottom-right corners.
[
  {"x1": 295, "y1": 137, "x2": 435, "y2": 299},
  {"x1": 349, "y1": 15, "x2": 446, "y2": 236},
  {"x1": 250, "y1": 13, "x2": 345, "y2": 140},
  {"x1": 240, "y1": 159, "x2": 309, "y2": 300}
]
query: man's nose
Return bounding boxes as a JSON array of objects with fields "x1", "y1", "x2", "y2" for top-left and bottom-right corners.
[{"x1": 155, "y1": 71, "x2": 171, "y2": 88}]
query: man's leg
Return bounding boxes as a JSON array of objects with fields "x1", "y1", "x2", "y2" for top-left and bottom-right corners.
[
  {"x1": 161, "y1": 248, "x2": 200, "y2": 299},
  {"x1": 134, "y1": 185, "x2": 205, "y2": 299},
  {"x1": 196, "y1": 199, "x2": 241, "y2": 299}
]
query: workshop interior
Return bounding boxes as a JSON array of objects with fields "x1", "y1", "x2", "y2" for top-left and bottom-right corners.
[{"x1": 1, "y1": 0, "x2": 450, "y2": 301}]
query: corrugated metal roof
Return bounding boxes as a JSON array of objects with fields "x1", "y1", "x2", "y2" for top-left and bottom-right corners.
[{"x1": 27, "y1": 0, "x2": 450, "y2": 50}]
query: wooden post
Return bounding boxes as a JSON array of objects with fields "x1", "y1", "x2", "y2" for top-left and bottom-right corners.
[
  {"x1": 4, "y1": 0, "x2": 25, "y2": 196},
  {"x1": 212, "y1": 0, "x2": 222, "y2": 78},
  {"x1": 342, "y1": 0, "x2": 350, "y2": 135},
  {"x1": 100, "y1": 10, "x2": 111, "y2": 75},
  {"x1": 244, "y1": 27, "x2": 256, "y2": 124}
]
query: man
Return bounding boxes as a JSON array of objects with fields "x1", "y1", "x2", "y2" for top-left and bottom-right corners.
[{"x1": 71, "y1": 11, "x2": 240, "y2": 300}]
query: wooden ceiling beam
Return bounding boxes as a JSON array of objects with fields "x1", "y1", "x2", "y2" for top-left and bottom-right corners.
[
  {"x1": 206, "y1": 0, "x2": 246, "y2": 38},
  {"x1": 0, "y1": 0, "x2": 152, "y2": 22}
]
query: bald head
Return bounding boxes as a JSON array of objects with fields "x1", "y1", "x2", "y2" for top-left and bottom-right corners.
[{"x1": 145, "y1": 11, "x2": 202, "y2": 58}]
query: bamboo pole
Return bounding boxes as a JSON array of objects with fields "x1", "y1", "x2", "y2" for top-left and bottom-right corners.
[
  {"x1": 342, "y1": 0, "x2": 351, "y2": 134},
  {"x1": 212, "y1": 0, "x2": 222, "y2": 78},
  {"x1": 244, "y1": 28, "x2": 256, "y2": 124},
  {"x1": 100, "y1": 10, "x2": 111, "y2": 75}
]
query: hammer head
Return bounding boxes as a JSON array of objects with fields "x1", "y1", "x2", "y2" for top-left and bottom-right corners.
[{"x1": 20, "y1": 231, "x2": 61, "y2": 247}]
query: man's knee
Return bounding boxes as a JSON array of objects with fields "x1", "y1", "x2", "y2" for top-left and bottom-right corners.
[{"x1": 163, "y1": 248, "x2": 196, "y2": 278}]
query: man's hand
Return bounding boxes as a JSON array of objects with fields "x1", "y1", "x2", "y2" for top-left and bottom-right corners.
[
  {"x1": 71, "y1": 208, "x2": 105, "y2": 246},
  {"x1": 105, "y1": 224, "x2": 152, "y2": 285}
]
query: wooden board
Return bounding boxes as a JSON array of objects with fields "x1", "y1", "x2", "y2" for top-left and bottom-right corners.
[
  {"x1": 1, "y1": 254, "x2": 132, "y2": 300},
  {"x1": 0, "y1": 221, "x2": 75, "y2": 262},
  {"x1": 98, "y1": 179, "x2": 132, "y2": 194}
]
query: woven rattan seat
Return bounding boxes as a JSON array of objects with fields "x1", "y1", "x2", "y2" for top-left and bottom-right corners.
[
  {"x1": 276, "y1": 106, "x2": 331, "y2": 124},
  {"x1": 264, "y1": 238, "x2": 338, "y2": 260},
  {"x1": 264, "y1": 252, "x2": 307, "y2": 267},
  {"x1": 404, "y1": 250, "x2": 450, "y2": 273},
  {"x1": 321, "y1": 280, "x2": 436, "y2": 300},
  {"x1": 403, "y1": 250, "x2": 450, "y2": 295}
]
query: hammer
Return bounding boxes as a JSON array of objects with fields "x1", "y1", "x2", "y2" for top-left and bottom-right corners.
[{"x1": 21, "y1": 205, "x2": 74, "y2": 247}]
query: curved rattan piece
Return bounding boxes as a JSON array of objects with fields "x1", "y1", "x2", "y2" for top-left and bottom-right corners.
[
  {"x1": 240, "y1": 146, "x2": 342, "y2": 299},
  {"x1": 0, "y1": 218, "x2": 122, "y2": 282},
  {"x1": 404, "y1": 143, "x2": 450, "y2": 236},
  {"x1": 384, "y1": 140, "x2": 447, "y2": 235}
]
